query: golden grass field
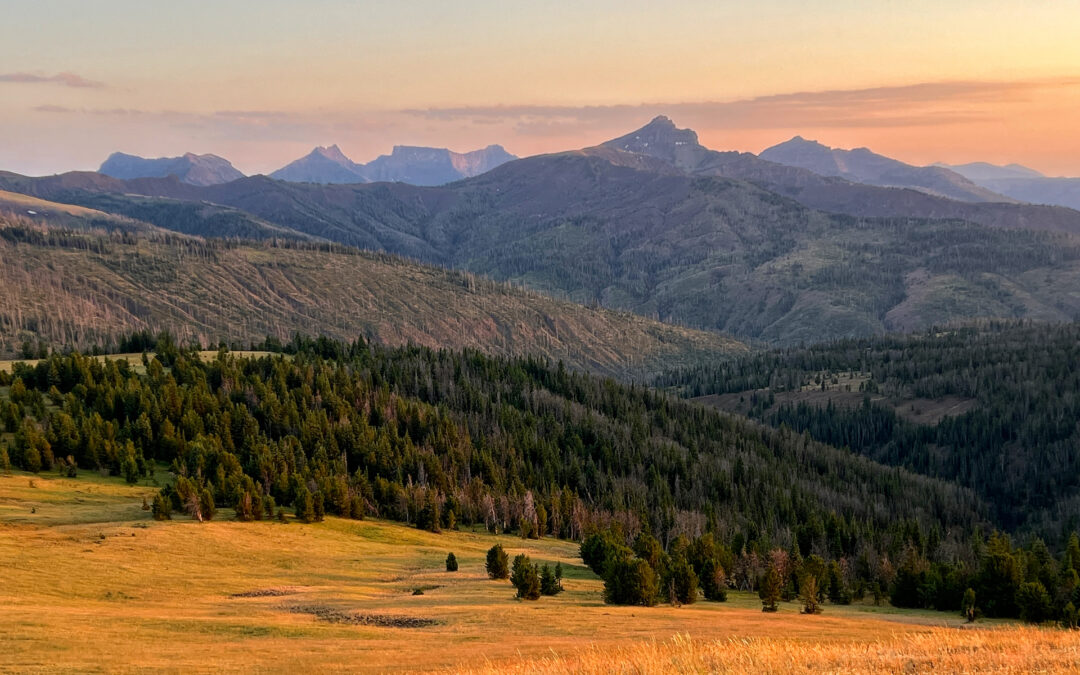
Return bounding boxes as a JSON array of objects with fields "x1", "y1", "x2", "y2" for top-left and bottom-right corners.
[{"x1": 1, "y1": 470, "x2": 1077, "y2": 673}]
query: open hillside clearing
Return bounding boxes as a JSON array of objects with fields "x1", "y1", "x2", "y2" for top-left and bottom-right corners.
[{"x1": 1, "y1": 470, "x2": 1074, "y2": 673}]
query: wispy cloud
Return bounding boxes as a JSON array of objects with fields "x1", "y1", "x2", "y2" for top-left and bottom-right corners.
[
  {"x1": 0, "y1": 71, "x2": 105, "y2": 89},
  {"x1": 403, "y1": 78, "x2": 1080, "y2": 136}
]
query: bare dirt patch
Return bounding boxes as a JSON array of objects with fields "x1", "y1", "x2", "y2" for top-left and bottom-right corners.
[{"x1": 285, "y1": 604, "x2": 439, "y2": 628}]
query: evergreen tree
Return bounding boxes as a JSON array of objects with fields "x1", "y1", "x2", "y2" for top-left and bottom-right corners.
[
  {"x1": 1017, "y1": 581, "x2": 1051, "y2": 624},
  {"x1": 603, "y1": 556, "x2": 658, "y2": 607},
  {"x1": 313, "y1": 492, "x2": 326, "y2": 522},
  {"x1": 294, "y1": 485, "x2": 315, "y2": 524},
  {"x1": 961, "y1": 587, "x2": 977, "y2": 623},
  {"x1": 800, "y1": 575, "x2": 823, "y2": 614},
  {"x1": 198, "y1": 489, "x2": 216, "y2": 522},
  {"x1": 540, "y1": 564, "x2": 562, "y2": 595},
  {"x1": 445, "y1": 553, "x2": 459, "y2": 572},
  {"x1": 510, "y1": 554, "x2": 541, "y2": 600},
  {"x1": 700, "y1": 558, "x2": 728, "y2": 602},
  {"x1": 151, "y1": 493, "x2": 172, "y2": 521},
  {"x1": 759, "y1": 566, "x2": 782, "y2": 612},
  {"x1": 666, "y1": 555, "x2": 698, "y2": 605},
  {"x1": 486, "y1": 544, "x2": 509, "y2": 579}
]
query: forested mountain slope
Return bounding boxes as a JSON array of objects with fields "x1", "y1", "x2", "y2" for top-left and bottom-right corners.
[
  {"x1": 0, "y1": 340, "x2": 986, "y2": 557},
  {"x1": 659, "y1": 321, "x2": 1080, "y2": 534},
  {"x1": 0, "y1": 223, "x2": 744, "y2": 377},
  {"x1": 4, "y1": 155, "x2": 1080, "y2": 346}
]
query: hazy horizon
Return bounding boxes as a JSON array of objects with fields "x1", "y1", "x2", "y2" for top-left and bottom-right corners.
[{"x1": 2, "y1": 0, "x2": 1079, "y2": 176}]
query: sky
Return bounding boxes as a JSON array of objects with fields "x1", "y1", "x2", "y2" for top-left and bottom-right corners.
[{"x1": 2, "y1": 0, "x2": 1079, "y2": 176}]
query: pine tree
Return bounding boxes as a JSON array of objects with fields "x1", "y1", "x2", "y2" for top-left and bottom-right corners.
[
  {"x1": 667, "y1": 555, "x2": 698, "y2": 605},
  {"x1": 961, "y1": 587, "x2": 977, "y2": 622},
  {"x1": 313, "y1": 491, "x2": 326, "y2": 522},
  {"x1": 294, "y1": 485, "x2": 315, "y2": 523},
  {"x1": 759, "y1": 566, "x2": 782, "y2": 612},
  {"x1": 540, "y1": 563, "x2": 562, "y2": 595},
  {"x1": 800, "y1": 575, "x2": 823, "y2": 614},
  {"x1": 511, "y1": 554, "x2": 541, "y2": 600},
  {"x1": 198, "y1": 489, "x2": 216, "y2": 522},
  {"x1": 603, "y1": 556, "x2": 658, "y2": 607},
  {"x1": 151, "y1": 493, "x2": 172, "y2": 521},
  {"x1": 701, "y1": 558, "x2": 728, "y2": 602},
  {"x1": 486, "y1": 544, "x2": 509, "y2": 579},
  {"x1": 445, "y1": 553, "x2": 459, "y2": 572}
]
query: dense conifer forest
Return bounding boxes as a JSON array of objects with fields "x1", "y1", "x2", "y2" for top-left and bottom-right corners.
[{"x1": 3, "y1": 330, "x2": 1079, "y2": 623}]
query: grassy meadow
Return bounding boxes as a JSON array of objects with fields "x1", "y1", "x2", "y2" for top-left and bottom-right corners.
[{"x1": 1, "y1": 470, "x2": 1077, "y2": 673}]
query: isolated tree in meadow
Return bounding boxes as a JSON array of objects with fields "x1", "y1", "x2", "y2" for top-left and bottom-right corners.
[
  {"x1": 511, "y1": 554, "x2": 541, "y2": 600},
  {"x1": 540, "y1": 563, "x2": 562, "y2": 596},
  {"x1": 759, "y1": 566, "x2": 782, "y2": 612},
  {"x1": 486, "y1": 544, "x2": 509, "y2": 579},
  {"x1": 961, "y1": 587, "x2": 977, "y2": 622},
  {"x1": 445, "y1": 552, "x2": 458, "y2": 572},
  {"x1": 800, "y1": 575, "x2": 823, "y2": 614}
]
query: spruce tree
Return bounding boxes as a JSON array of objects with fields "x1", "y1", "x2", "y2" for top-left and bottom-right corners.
[
  {"x1": 800, "y1": 575, "x2": 823, "y2": 614},
  {"x1": 445, "y1": 552, "x2": 459, "y2": 572},
  {"x1": 961, "y1": 588, "x2": 977, "y2": 622},
  {"x1": 511, "y1": 554, "x2": 541, "y2": 600},
  {"x1": 486, "y1": 544, "x2": 509, "y2": 579},
  {"x1": 759, "y1": 566, "x2": 782, "y2": 612},
  {"x1": 540, "y1": 563, "x2": 562, "y2": 596},
  {"x1": 294, "y1": 485, "x2": 315, "y2": 523}
]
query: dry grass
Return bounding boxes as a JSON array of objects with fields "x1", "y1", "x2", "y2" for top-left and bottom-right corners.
[
  {"x1": 454, "y1": 629, "x2": 1080, "y2": 674},
  {"x1": 1, "y1": 470, "x2": 1074, "y2": 673}
]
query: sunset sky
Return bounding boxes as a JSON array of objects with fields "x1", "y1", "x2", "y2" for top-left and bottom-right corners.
[{"x1": 2, "y1": 0, "x2": 1079, "y2": 176}]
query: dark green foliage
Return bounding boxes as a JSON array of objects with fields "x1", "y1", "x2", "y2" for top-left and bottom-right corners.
[
  {"x1": 198, "y1": 489, "x2": 215, "y2": 522},
  {"x1": 540, "y1": 564, "x2": 562, "y2": 596},
  {"x1": 961, "y1": 588, "x2": 977, "y2": 623},
  {"x1": 14, "y1": 335, "x2": 1075, "y2": 620},
  {"x1": 700, "y1": 558, "x2": 728, "y2": 602},
  {"x1": 313, "y1": 492, "x2": 325, "y2": 522},
  {"x1": 1017, "y1": 581, "x2": 1052, "y2": 624},
  {"x1": 416, "y1": 491, "x2": 441, "y2": 533},
  {"x1": 1063, "y1": 602, "x2": 1078, "y2": 629},
  {"x1": 445, "y1": 553, "x2": 458, "y2": 572},
  {"x1": 510, "y1": 554, "x2": 541, "y2": 600},
  {"x1": 486, "y1": 544, "x2": 509, "y2": 580},
  {"x1": 759, "y1": 566, "x2": 782, "y2": 612},
  {"x1": 294, "y1": 486, "x2": 315, "y2": 524},
  {"x1": 665, "y1": 555, "x2": 698, "y2": 605},
  {"x1": 661, "y1": 322, "x2": 1080, "y2": 535},
  {"x1": 581, "y1": 532, "x2": 629, "y2": 577},
  {"x1": 826, "y1": 561, "x2": 852, "y2": 605},
  {"x1": 603, "y1": 556, "x2": 658, "y2": 607},
  {"x1": 151, "y1": 493, "x2": 172, "y2": 521}
]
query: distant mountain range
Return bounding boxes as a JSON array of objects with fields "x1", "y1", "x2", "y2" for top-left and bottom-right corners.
[
  {"x1": 99, "y1": 152, "x2": 245, "y2": 186},
  {"x1": 97, "y1": 144, "x2": 517, "y2": 187},
  {"x1": 759, "y1": 136, "x2": 1008, "y2": 203},
  {"x1": 938, "y1": 162, "x2": 1080, "y2": 212},
  {"x1": 9, "y1": 115, "x2": 1080, "y2": 347},
  {"x1": 269, "y1": 143, "x2": 516, "y2": 185}
]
